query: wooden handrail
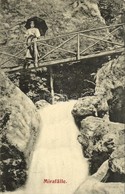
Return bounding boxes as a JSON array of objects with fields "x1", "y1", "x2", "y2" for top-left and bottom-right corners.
[
  {"x1": 38, "y1": 42, "x2": 76, "y2": 55},
  {"x1": 39, "y1": 25, "x2": 123, "y2": 61},
  {"x1": 0, "y1": 47, "x2": 27, "y2": 67},
  {"x1": 80, "y1": 33, "x2": 123, "y2": 47},
  {"x1": 1, "y1": 23, "x2": 124, "y2": 67},
  {"x1": 0, "y1": 51, "x2": 24, "y2": 60},
  {"x1": 38, "y1": 34, "x2": 77, "y2": 61},
  {"x1": 37, "y1": 23, "x2": 124, "y2": 43},
  {"x1": 80, "y1": 26, "x2": 122, "y2": 54},
  {"x1": 1, "y1": 23, "x2": 124, "y2": 48}
]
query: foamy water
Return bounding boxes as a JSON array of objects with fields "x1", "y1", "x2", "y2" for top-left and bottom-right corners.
[{"x1": 1, "y1": 101, "x2": 88, "y2": 194}]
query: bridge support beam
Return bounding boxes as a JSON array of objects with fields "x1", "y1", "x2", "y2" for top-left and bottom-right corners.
[
  {"x1": 49, "y1": 67, "x2": 54, "y2": 104},
  {"x1": 77, "y1": 33, "x2": 80, "y2": 60},
  {"x1": 34, "y1": 40, "x2": 38, "y2": 68}
]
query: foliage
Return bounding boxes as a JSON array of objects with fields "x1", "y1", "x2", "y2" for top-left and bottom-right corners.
[
  {"x1": 0, "y1": 138, "x2": 27, "y2": 191},
  {"x1": 9, "y1": 69, "x2": 50, "y2": 103}
]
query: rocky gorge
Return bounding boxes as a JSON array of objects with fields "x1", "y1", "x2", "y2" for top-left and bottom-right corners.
[{"x1": 0, "y1": 0, "x2": 125, "y2": 193}]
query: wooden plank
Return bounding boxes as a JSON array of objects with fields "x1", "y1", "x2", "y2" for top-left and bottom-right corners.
[{"x1": 3, "y1": 47, "x2": 124, "y2": 73}]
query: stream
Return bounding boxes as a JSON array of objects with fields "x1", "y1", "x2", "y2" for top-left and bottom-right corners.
[{"x1": 2, "y1": 101, "x2": 88, "y2": 194}]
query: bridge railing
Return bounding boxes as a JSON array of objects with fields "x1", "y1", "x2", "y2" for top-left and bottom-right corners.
[
  {"x1": 37, "y1": 23, "x2": 124, "y2": 64},
  {"x1": 0, "y1": 23, "x2": 124, "y2": 104},
  {"x1": 0, "y1": 23, "x2": 124, "y2": 68}
]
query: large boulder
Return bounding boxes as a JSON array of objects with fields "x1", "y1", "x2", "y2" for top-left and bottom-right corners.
[
  {"x1": 77, "y1": 116, "x2": 125, "y2": 177},
  {"x1": 72, "y1": 96, "x2": 108, "y2": 126},
  {"x1": 74, "y1": 145, "x2": 125, "y2": 194},
  {"x1": 108, "y1": 144, "x2": 125, "y2": 182},
  {"x1": 75, "y1": 178, "x2": 124, "y2": 194},
  {"x1": 74, "y1": 160, "x2": 125, "y2": 194},
  {"x1": 35, "y1": 99, "x2": 49, "y2": 109},
  {"x1": 0, "y1": 71, "x2": 41, "y2": 191}
]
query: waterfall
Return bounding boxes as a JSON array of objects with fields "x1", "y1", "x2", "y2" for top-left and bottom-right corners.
[
  {"x1": 26, "y1": 100, "x2": 88, "y2": 194},
  {"x1": 2, "y1": 101, "x2": 88, "y2": 194}
]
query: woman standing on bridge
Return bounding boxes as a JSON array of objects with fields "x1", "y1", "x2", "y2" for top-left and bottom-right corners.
[
  {"x1": 24, "y1": 17, "x2": 48, "y2": 69},
  {"x1": 24, "y1": 20, "x2": 41, "y2": 68}
]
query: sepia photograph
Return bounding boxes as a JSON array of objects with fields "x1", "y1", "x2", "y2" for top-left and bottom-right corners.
[{"x1": 0, "y1": 0, "x2": 125, "y2": 194}]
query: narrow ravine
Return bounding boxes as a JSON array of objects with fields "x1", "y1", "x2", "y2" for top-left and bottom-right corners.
[{"x1": 2, "y1": 101, "x2": 88, "y2": 194}]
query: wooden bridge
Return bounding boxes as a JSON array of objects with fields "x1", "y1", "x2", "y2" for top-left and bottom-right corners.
[{"x1": 0, "y1": 23, "x2": 125, "y2": 103}]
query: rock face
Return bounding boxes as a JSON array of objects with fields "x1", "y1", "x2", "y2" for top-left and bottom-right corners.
[
  {"x1": 108, "y1": 86, "x2": 125, "y2": 123},
  {"x1": 95, "y1": 53, "x2": 125, "y2": 123},
  {"x1": 72, "y1": 53, "x2": 125, "y2": 193},
  {"x1": 73, "y1": 53, "x2": 125, "y2": 124},
  {"x1": 77, "y1": 116, "x2": 124, "y2": 175},
  {"x1": 0, "y1": 71, "x2": 41, "y2": 191}
]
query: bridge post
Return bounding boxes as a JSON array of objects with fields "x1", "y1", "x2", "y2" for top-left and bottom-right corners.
[
  {"x1": 49, "y1": 66, "x2": 54, "y2": 104},
  {"x1": 34, "y1": 39, "x2": 38, "y2": 67},
  {"x1": 77, "y1": 33, "x2": 80, "y2": 60}
]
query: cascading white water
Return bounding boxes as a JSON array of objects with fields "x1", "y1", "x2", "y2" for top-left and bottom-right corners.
[
  {"x1": 2, "y1": 101, "x2": 88, "y2": 194},
  {"x1": 26, "y1": 100, "x2": 88, "y2": 194}
]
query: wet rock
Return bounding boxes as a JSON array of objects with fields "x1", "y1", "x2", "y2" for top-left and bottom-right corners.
[
  {"x1": 0, "y1": 71, "x2": 41, "y2": 191},
  {"x1": 54, "y1": 93, "x2": 68, "y2": 102},
  {"x1": 72, "y1": 96, "x2": 108, "y2": 126},
  {"x1": 74, "y1": 160, "x2": 124, "y2": 194},
  {"x1": 78, "y1": 116, "x2": 124, "y2": 175},
  {"x1": 35, "y1": 99, "x2": 49, "y2": 109},
  {"x1": 73, "y1": 52, "x2": 125, "y2": 194},
  {"x1": 75, "y1": 179, "x2": 124, "y2": 194},
  {"x1": 107, "y1": 144, "x2": 125, "y2": 182}
]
